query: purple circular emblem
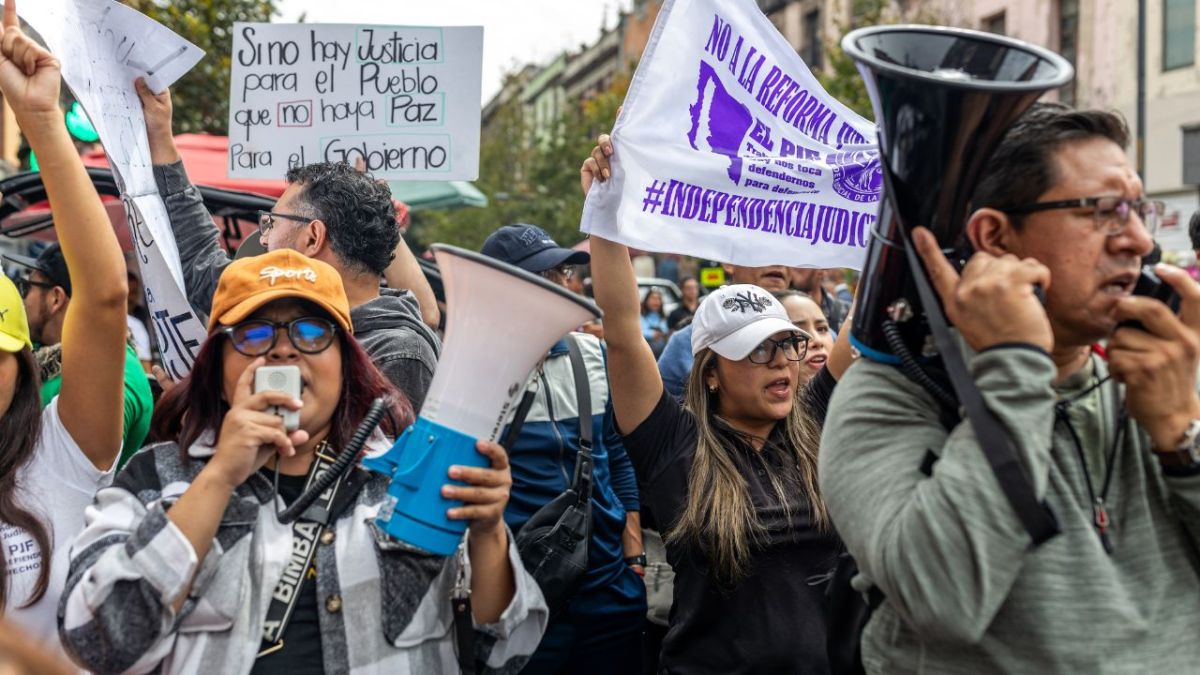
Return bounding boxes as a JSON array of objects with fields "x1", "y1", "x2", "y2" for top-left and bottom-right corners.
[{"x1": 830, "y1": 150, "x2": 883, "y2": 203}]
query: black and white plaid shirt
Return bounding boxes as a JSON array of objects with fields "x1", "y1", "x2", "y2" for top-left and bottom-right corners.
[{"x1": 59, "y1": 438, "x2": 548, "y2": 674}]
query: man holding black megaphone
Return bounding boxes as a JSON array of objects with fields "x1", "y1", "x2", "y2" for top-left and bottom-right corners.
[{"x1": 821, "y1": 26, "x2": 1200, "y2": 675}]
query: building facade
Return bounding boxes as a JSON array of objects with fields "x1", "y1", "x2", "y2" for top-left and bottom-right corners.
[{"x1": 764, "y1": 0, "x2": 1199, "y2": 250}]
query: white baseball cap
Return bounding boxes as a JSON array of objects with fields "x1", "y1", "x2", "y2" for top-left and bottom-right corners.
[{"x1": 691, "y1": 284, "x2": 799, "y2": 360}]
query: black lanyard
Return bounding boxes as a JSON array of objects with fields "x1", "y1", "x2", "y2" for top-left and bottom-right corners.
[
  {"x1": 258, "y1": 445, "x2": 348, "y2": 657},
  {"x1": 1054, "y1": 374, "x2": 1126, "y2": 555}
]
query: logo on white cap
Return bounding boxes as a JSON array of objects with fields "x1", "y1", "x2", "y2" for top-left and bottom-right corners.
[
  {"x1": 721, "y1": 290, "x2": 773, "y2": 314},
  {"x1": 259, "y1": 266, "x2": 318, "y2": 286}
]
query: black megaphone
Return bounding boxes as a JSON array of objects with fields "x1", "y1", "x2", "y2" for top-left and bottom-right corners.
[{"x1": 841, "y1": 25, "x2": 1074, "y2": 362}]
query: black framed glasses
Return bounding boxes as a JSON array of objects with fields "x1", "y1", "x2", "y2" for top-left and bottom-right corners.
[
  {"x1": 15, "y1": 277, "x2": 55, "y2": 298},
  {"x1": 220, "y1": 317, "x2": 338, "y2": 357},
  {"x1": 747, "y1": 334, "x2": 809, "y2": 364},
  {"x1": 257, "y1": 210, "x2": 311, "y2": 239},
  {"x1": 1004, "y1": 196, "x2": 1165, "y2": 237}
]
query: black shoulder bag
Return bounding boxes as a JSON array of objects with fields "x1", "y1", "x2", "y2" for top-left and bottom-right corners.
[
  {"x1": 450, "y1": 337, "x2": 594, "y2": 673},
  {"x1": 512, "y1": 333, "x2": 594, "y2": 616}
]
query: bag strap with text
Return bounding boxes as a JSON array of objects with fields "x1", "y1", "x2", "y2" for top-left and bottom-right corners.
[{"x1": 258, "y1": 449, "x2": 350, "y2": 657}]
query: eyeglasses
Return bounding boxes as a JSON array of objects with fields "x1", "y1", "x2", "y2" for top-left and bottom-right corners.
[
  {"x1": 257, "y1": 210, "x2": 311, "y2": 239},
  {"x1": 220, "y1": 317, "x2": 338, "y2": 357},
  {"x1": 15, "y1": 277, "x2": 55, "y2": 298},
  {"x1": 747, "y1": 334, "x2": 809, "y2": 365},
  {"x1": 540, "y1": 265, "x2": 576, "y2": 282},
  {"x1": 1004, "y1": 196, "x2": 1165, "y2": 237}
]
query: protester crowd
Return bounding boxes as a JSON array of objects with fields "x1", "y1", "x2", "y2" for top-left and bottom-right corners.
[{"x1": 3, "y1": 1, "x2": 1200, "y2": 674}]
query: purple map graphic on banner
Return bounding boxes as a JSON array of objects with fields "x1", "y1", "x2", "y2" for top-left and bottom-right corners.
[
  {"x1": 830, "y1": 149, "x2": 882, "y2": 203},
  {"x1": 687, "y1": 60, "x2": 753, "y2": 185}
]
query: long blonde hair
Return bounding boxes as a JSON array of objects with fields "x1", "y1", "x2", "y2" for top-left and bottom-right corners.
[{"x1": 669, "y1": 349, "x2": 827, "y2": 584}]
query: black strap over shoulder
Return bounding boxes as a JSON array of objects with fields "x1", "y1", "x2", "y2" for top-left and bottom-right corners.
[
  {"x1": 564, "y1": 334, "x2": 594, "y2": 503},
  {"x1": 900, "y1": 233, "x2": 1060, "y2": 547}
]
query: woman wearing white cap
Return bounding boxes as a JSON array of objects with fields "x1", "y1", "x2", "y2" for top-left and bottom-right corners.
[
  {"x1": 0, "y1": 0, "x2": 130, "y2": 653},
  {"x1": 583, "y1": 138, "x2": 854, "y2": 674}
]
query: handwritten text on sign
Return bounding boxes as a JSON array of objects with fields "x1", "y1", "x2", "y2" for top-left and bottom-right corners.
[
  {"x1": 228, "y1": 23, "x2": 483, "y2": 180},
  {"x1": 18, "y1": 0, "x2": 207, "y2": 379}
]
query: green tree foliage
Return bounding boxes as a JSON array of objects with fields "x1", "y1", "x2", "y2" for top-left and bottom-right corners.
[
  {"x1": 124, "y1": 0, "x2": 277, "y2": 135},
  {"x1": 818, "y1": 0, "x2": 948, "y2": 120},
  {"x1": 818, "y1": 0, "x2": 886, "y2": 119},
  {"x1": 415, "y1": 72, "x2": 629, "y2": 251}
]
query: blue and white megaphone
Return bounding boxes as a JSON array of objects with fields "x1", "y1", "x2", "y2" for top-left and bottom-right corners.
[{"x1": 363, "y1": 244, "x2": 601, "y2": 555}]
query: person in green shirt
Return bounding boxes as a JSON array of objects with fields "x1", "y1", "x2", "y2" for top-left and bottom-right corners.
[{"x1": 5, "y1": 243, "x2": 152, "y2": 468}]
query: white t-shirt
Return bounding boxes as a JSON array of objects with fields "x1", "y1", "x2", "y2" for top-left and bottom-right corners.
[
  {"x1": 2, "y1": 397, "x2": 114, "y2": 645},
  {"x1": 127, "y1": 314, "x2": 152, "y2": 362}
]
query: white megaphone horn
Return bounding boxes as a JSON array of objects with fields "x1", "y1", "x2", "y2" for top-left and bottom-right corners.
[{"x1": 363, "y1": 243, "x2": 601, "y2": 555}]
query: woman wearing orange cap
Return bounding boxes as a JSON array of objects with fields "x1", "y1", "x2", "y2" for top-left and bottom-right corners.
[
  {"x1": 59, "y1": 250, "x2": 548, "y2": 674},
  {"x1": 0, "y1": 0, "x2": 130, "y2": 652}
]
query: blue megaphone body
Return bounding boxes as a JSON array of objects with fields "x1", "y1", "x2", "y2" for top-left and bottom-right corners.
[{"x1": 363, "y1": 245, "x2": 601, "y2": 556}]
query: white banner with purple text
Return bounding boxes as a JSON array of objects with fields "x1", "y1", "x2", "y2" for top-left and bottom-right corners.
[{"x1": 581, "y1": 0, "x2": 880, "y2": 270}]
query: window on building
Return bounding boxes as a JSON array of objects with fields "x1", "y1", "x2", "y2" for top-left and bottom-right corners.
[
  {"x1": 1164, "y1": 0, "x2": 1196, "y2": 71},
  {"x1": 1184, "y1": 125, "x2": 1200, "y2": 186},
  {"x1": 1058, "y1": 0, "x2": 1079, "y2": 107},
  {"x1": 803, "y1": 9, "x2": 822, "y2": 69},
  {"x1": 982, "y1": 11, "x2": 1006, "y2": 35}
]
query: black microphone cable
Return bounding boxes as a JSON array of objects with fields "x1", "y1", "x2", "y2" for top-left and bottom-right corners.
[{"x1": 276, "y1": 397, "x2": 388, "y2": 524}]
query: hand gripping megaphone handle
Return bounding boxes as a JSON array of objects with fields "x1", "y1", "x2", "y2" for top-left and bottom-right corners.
[{"x1": 369, "y1": 417, "x2": 490, "y2": 555}]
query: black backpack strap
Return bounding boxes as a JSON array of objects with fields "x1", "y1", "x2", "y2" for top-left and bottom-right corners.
[
  {"x1": 564, "y1": 334, "x2": 594, "y2": 504},
  {"x1": 500, "y1": 387, "x2": 537, "y2": 452},
  {"x1": 900, "y1": 233, "x2": 1060, "y2": 547}
]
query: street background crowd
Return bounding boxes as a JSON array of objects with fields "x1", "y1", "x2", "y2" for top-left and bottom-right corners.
[{"x1": 2, "y1": 0, "x2": 1200, "y2": 675}]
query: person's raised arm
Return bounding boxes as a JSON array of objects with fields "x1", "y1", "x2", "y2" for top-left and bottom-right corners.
[
  {"x1": 0, "y1": 1, "x2": 127, "y2": 468},
  {"x1": 383, "y1": 226, "x2": 440, "y2": 330},
  {"x1": 136, "y1": 77, "x2": 229, "y2": 315},
  {"x1": 136, "y1": 78, "x2": 180, "y2": 165},
  {"x1": 582, "y1": 135, "x2": 662, "y2": 433}
]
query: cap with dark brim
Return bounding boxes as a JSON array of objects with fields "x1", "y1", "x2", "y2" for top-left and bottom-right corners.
[
  {"x1": 235, "y1": 234, "x2": 267, "y2": 260},
  {"x1": 513, "y1": 247, "x2": 590, "y2": 274},
  {"x1": 2, "y1": 252, "x2": 45, "y2": 274}
]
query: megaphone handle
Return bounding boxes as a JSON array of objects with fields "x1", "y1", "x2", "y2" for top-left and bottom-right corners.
[{"x1": 393, "y1": 435, "x2": 436, "y2": 490}]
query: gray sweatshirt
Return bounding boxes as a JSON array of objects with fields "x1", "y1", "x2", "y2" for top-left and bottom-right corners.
[
  {"x1": 153, "y1": 162, "x2": 440, "y2": 408},
  {"x1": 820, "y1": 347, "x2": 1200, "y2": 674}
]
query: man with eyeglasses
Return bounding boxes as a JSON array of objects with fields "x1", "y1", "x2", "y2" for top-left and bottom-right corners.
[
  {"x1": 821, "y1": 103, "x2": 1200, "y2": 674},
  {"x1": 136, "y1": 81, "x2": 440, "y2": 409},
  {"x1": 3, "y1": 243, "x2": 153, "y2": 468},
  {"x1": 479, "y1": 224, "x2": 648, "y2": 675}
]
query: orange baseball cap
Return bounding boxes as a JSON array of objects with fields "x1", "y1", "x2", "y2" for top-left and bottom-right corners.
[{"x1": 208, "y1": 249, "x2": 352, "y2": 334}]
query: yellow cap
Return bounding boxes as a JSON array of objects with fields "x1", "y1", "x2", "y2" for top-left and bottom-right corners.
[
  {"x1": 208, "y1": 249, "x2": 353, "y2": 334},
  {"x1": 0, "y1": 275, "x2": 32, "y2": 353}
]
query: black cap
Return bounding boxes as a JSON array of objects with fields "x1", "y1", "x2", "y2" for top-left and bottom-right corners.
[
  {"x1": 480, "y1": 224, "x2": 589, "y2": 273},
  {"x1": 4, "y1": 243, "x2": 71, "y2": 296}
]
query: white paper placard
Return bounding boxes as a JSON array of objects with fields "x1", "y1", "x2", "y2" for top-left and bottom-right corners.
[{"x1": 227, "y1": 22, "x2": 483, "y2": 181}]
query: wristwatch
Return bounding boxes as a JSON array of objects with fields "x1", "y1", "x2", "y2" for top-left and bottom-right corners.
[
  {"x1": 1154, "y1": 419, "x2": 1200, "y2": 468},
  {"x1": 624, "y1": 554, "x2": 648, "y2": 567}
]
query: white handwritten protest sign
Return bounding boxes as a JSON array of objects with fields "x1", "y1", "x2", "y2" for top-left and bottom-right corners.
[
  {"x1": 19, "y1": 0, "x2": 207, "y2": 380},
  {"x1": 227, "y1": 23, "x2": 483, "y2": 180},
  {"x1": 581, "y1": 0, "x2": 880, "y2": 270}
]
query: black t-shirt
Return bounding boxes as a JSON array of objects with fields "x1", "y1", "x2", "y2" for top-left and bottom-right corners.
[
  {"x1": 623, "y1": 374, "x2": 841, "y2": 675},
  {"x1": 667, "y1": 305, "x2": 695, "y2": 331},
  {"x1": 251, "y1": 470, "x2": 325, "y2": 675}
]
